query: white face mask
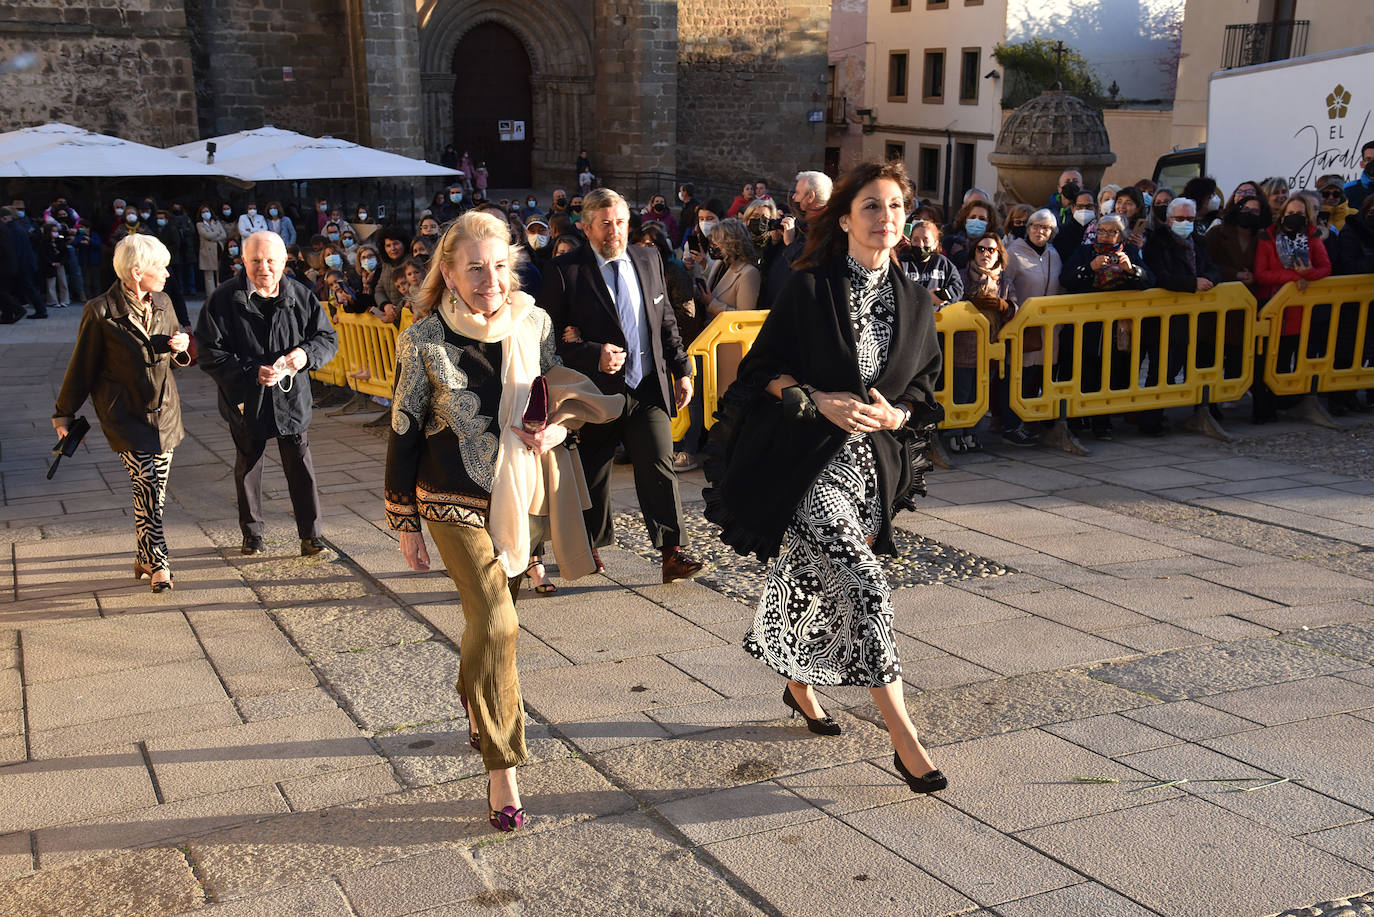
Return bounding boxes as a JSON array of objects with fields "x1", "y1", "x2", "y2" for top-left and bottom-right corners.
[
  {"x1": 1099, "y1": 199, "x2": 1115, "y2": 214},
  {"x1": 1208, "y1": 194, "x2": 1223, "y2": 213},
  {"x1": 527, "y1": 233, "x2": 549, "y2": 250},
  {"x1": 358, "y1": 212, "x2": 368, "y2": 221},
  {"x1": 246, "y1": 208, "x2": 257, "y2": 216},
  {"x1": 1073, "y1": 209, "x2": 1096, "y2": 226},
  {"x1": 698, "y1": 219, "x2": 718, "y2": 237}
]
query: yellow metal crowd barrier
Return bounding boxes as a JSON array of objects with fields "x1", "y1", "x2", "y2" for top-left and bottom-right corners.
[
  {"x1": 1000, "y1": 282, "x2": 1257, "y2": 421},
  {"x1": 333, "y1": 311, "x2": 402, "y2": 399},
  {"x1": 932, "y1": 301, "x2": 995, "y2": 430},
  {"x1": 1258, "y1": 274, "x2": 1374, "y2": 396},
  {"x1": 671, "y1": 309, "x2": 770, "y2": 442},
  {"x1": 310, "y1": 306, "x2": 349, "y2": 387}
]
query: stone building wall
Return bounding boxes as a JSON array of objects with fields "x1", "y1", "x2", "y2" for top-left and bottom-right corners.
[
  {"x1": 0, "y1": 0, "x2": 199, "y2": 147},
  {"x1": 590, "y1": 0, "x2": 678, "y2": 179},
  {"x1": 184, "y1": 0, "x2": 366, "y2": 145},
  {"x1": 676, "y1": 0, "x2": 832, "y2": 188}
]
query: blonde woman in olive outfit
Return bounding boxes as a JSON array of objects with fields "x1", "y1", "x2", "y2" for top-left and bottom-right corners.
[
  {"x1": 53, "y1": 235, "x2": 192, "y2": 593},
  {"x1": 385, "y1": 210, "x2": 615, "y2": 831}
]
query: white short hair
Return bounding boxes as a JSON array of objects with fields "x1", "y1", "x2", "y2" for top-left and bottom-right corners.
[
  {"x1": 1167, "y1": 197, "x2": 1197, "y2": 218},
  {"x1": 112, "y1": 234, "x2": 170, "y2": 284},
  {"x1": 795, "y1": 170, "x2": 833, "y2": 205},
  {"x1": 963, "y1": 187, "x2": 991, "y2": 204},
  {"x1": 242, "y1": 230, "x2": 287, "y2": 258},
  {"x1": 1027, "y1": 208, "x2": 1059, "y2": 238},
  {"x1": 1096, "y1": 213, "x2": 1128, "y2": 235}
]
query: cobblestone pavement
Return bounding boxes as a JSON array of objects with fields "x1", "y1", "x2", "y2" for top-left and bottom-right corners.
[{"x1": 1, "y1": 307, "x2": 1372, "y2": 916}]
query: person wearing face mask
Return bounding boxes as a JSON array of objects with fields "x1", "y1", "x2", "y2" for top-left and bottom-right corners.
[
  {"x1": 1315, "y1": 175, "x2": 1355, "y2": 233},
  {"x1": 1096, "y1": 185, "x2": 1121, "y2": 216},
  {"x1": 1050, "y1": 170, "x2": 1084, "y2": 226},
  {"x1": 323, "y1": 221, "x2": 344, "y2": 248},
  {"x1": 437, "y1": 184, "x2": 468, "y2": 223},
  {"x1": 39, "y1": 217, "x2": 72, "y2": 308},
  {"x1": 220, "y1": 238, "x2": 244, "y2": 279},
  {"x1": 741, "y1": 198, "x2": 784, "y2": 276},
  {"x1": 682, "y1": 198, "x2": 726, "y2": 279},
  {"x1": 1252, "y1": 194, "x2": 1333, "y2": 422},
  {"x1": 898, "y1": 220, "x2": 963, "y2": 306},
  {"x1": 640, "y1": 194, "x2": 679, "y2": 241},
  {"x1": 352, "y1": 243, "x2": 383, "y2": 314},
  {"x1": 1181, "y1": 177, "x2": 1222, "y2": 234},
  {"x1": 218, "y1": 203, "x2": 240, "y2": 247},
  {"x1": 1053, "y1": 192, "x2": 1099, "y2": 261},
  {"x1": 195, "y1": 202, "x2": 227, "y2": 294},
  {"x1": 761, "y1": 171, "x2": 834, "y2": 308},
  {"x1": 415, "y1": 215, "x2": 442, "y2": 249},
  {"x1": 1004, "y1": 209, "x2": 1063, "y2": 428},
  {"x1": 568, "y1": 195, "x2": 584, "y2": 225},
  {"x1": 352, "y1": 205, "x2": 379, "y2": 242},
  {"x1": 524, "y1": 216, "x2": 552, "y2": 268},
  {"x1": 339, "y1": 231, "x2": 359, "y2": 266},
  {"x1": 676, "y1": 183, "x2": 700, "y2": 246},
  {"x1": 1208, "y1": 192, "x2": 1272, "y2": 394},
  {"x1": 94, "y1": 198, "x2": 127, "y2": 243},
  {"x1": 520, "y1": 195, "x2": 541, "y2": 221},
  {"x1": 151, "y1": 209, "x2": 192, "y2": 326},
  {"x1": 545, "y1": 188, "x2": 569, "y2": 221},
  {"x1": 1342, "y1": 141, "x2": 1374, "y2": 212},
  {"x1": 1001, "y1": 204, "x2": 1034, "y2": 247},
  {"x1": 1139, "y1": 197, "x2": 1222, "y2": 435},
  {"x1": 263, "y1": 200, "x2": 296, "y2": 247},
  {"x1": 944, "y1": 199, "x2": 1000, "y2": 270}
]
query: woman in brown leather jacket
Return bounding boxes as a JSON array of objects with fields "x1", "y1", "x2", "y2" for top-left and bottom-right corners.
[{"x1": 53, "y1": 235, "x2": 191, "y2": 593}]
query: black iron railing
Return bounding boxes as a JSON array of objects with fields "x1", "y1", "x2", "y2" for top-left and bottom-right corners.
[{"x1": 1222, "y1": 20, "x2": 1309, "y2": 69}]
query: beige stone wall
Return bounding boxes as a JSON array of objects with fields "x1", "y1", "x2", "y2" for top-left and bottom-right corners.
[
  {"x1": 1101, "y1": 108, "x2": 1175, "y2": 188},
  {"x1": 592, "y1": 0, "x2": 677, "y2": 180},
  {"x1": 0, "y1": 0, "x2": 199, "y2": 147},
  {"x1": 1172, "y1": 0, "x2": 1374, "y2": 149},
  {"x1": 676, "y1": 0, "x2": 830, "y2": 188}
]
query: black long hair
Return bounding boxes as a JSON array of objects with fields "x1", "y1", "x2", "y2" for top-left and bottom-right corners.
[{"x1": 796, "y1": 160, "x2": 914, "y2": 270}]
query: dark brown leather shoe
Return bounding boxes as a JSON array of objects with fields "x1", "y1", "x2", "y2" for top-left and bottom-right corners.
[{"x1": 661, "y1": 547, "x2": 704, "y2": 584}]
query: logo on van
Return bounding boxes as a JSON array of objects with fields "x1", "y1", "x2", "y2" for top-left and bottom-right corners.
[{"x1": 1327, "y1": 85, "x2": 1351, "y2": 120}]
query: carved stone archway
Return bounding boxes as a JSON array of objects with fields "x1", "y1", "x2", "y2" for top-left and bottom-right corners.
[{"x1": 417, "y1": 0, "x2": 594, "y2": 187}]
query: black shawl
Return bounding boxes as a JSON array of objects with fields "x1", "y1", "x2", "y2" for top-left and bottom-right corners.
[{"x1": 702, "y1": 255, "x2": 943, "y2": 563}]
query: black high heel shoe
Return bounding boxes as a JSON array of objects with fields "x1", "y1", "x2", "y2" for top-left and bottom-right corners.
[
  {"x1": 893, "y1": 749, "x2": 947, "y2": 794},
  {"x1": 782, "y1": 685, "x2": 842, "y2": 736}
]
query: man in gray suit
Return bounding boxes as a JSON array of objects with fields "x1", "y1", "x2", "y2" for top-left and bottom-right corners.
[{"x1": 537, "y1": 188, "x2": 704, "y2": 583}]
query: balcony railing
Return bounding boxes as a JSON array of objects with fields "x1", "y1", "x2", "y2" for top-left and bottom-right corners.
[
  {"x1": 1222, "y1": 20, "x2": 1309, "y2": 69},
  {"x1": 827, "y1": 94, "x2": 847, "y2": 125}
]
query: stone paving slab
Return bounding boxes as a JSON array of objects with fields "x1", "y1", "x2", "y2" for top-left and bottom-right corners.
[
  {"x1": 1301, "y1": 820, "x2": 1374, "y2": 872},
  {"x1": 145, "y1": 708, "x2": 379, "y2": 804},
  {"x1": 278, "y1": 762, "x2": 405, "y2": 811},
  {"x1": 474, "y1": 812, "x2": 762, "y2": 916},
  {"x1": 26, "y1": 658, "x2": 229, "y2": 732},
  {"x1": 19, "y1": 612, "x2": 203, "y2": 684},
  {"x1": 1195, "y1": 560, "x2": 1374, "y2": 607},
  {"x1": 915, "y1": 617, "x2": 1132, "y2": 677},
  {"x1": 776, "y1": 760, "x2": 923, "y2": 817},
  {"x1": 1090, "y1": 638, "x2": 1363, "y2": 701},
  {"x1": 656, "y1": 779, "x2": 826, "y2": 846},
  {"x1": 996, "y1": 586, "x2": 1153, "y2": 632},
  {"x1": 1075, "y1": 573, "x2": 1283, "y2": 621},
  {"x1": 28, "y1": 699, "x2": 242, "y2": 760},
  {"x1": 1042, "y1": 712, "x2": 1180, "y2": 758},
  {"x1": 34, "y1": 785, "x2": 290, "y2": 870},
  {"x1": 181, "y1": 879, "x2": 354, "y2": 917},
  {"x1": 338, "y1": 848, "x2": 488, "y2": 917},
  {"x1": 0, "y1": 845, "x2": 205, "y2": 917},
  {"x1": 1288, "y1": 619, "x2": 1374, "y2": 665},
  {"x1": 1095, "y1": 620, "x2": 1216, "y2": 654},
  {"x1": 991, "y1": 880, "x2": 1168, "y2": 917},
  {"x1": 1019, "y1": 796, "x2": 1374, "y2": 916},
  {"x1": 185, "y1": 757, "x2": 635, "y2": 902},
  {"x1": 518, "y1": 654, "x2": 721, "y2": 724},
  {"x1": 1197, "y1": 674, "x2": 1374, "y2": 726},
  {"x1": 1204, "y1": 714, "x2": 1374, "y2": 812},
  {"x1": 703, "y1": 813, "x2": 973, "y2": 917},
  {"x1": 313, "y1": 640, "x2": 463, "y2": 732},
  {"x1": 0, "y1": 831, "x2": 32, "y2": 880},
  {"x1": 274, "y1": 601, "x2": 432, "y2": 656}
]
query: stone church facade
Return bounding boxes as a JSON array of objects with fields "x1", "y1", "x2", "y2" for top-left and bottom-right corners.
[{"x1": 1, "y1": 0, "x2": 831, "y2": 190}]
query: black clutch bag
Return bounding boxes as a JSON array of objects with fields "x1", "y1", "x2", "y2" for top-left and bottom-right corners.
[{"x1": 47, "y1": 416, "x2": 91, "y2": 480}]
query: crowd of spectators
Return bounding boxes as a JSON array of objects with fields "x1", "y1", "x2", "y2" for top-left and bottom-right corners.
[{"x1": 8, "y1": 138, "x2": 1373, "y2": 453}]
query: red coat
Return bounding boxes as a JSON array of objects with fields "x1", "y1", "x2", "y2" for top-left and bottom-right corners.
[{"x1": 1254, "y1": 226, "x2": 1331, "y2": 334}]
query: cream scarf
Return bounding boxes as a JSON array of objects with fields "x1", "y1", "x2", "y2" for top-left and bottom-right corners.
[{"x1": 439, "y1": 288, "x2": 544, "y2": 577}]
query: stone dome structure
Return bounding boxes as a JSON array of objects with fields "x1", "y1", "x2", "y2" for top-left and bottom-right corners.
[{"x1": 988, "y1": 91, "x2": 1117, "y2": 206}]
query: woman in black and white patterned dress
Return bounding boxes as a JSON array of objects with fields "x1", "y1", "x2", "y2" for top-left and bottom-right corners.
[{"x1": 705, "y1": 161, "x2": 947, "y2": 793}]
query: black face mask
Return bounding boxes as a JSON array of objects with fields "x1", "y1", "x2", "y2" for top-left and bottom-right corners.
[
  {"x1": 1009, "y1": 223, "x2": 1026, "y2": 239},
  {"x1": 707, "y1": 244, "x2": 724, "y2": 260},
  {"x1": 1152, "y1": 205, "x2": 1169, "y2": 222},
  {"x1": 652, "y1": 202, "x2": 666, "y2": 212},
  {"x1": 1281, "y1": 213, "x2": 1308, "y2": 233},
  {"x1": 1236, "y1": 212, "x2": 1262, "y2": 230},
  {"x1": 911, "y1": 245, "x2": 935, "y2": 261},
  {"x1": 1061, "y1": 182, "x2": 1081, "y2": 201},
  {"x1": 1365, "y1": 160, "x2": 1374, "y2": 179}
]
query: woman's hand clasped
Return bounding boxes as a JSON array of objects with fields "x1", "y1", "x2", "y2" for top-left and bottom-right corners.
[
  {"x1": 813, "y1": 388, "x2": 905, "y2": 434},
  {"x1": 514, "y1": 422, "x2": 567, "y2": 455},
  {"x1": 398, "y1": 530, "x2": 430, "y2": 571},
  {"x1": 169, "y1": 332, "x2": 190, "y2": 354}
]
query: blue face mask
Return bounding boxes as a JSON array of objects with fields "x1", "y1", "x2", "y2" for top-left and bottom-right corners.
[
  {"x1": 325, "y1": 254, "x2": 342, "y2": 269},
  {"x1": 1142, "y1": 192, "x2": 1153, "y2": 209},
  {"x1": 965, "y1": 218, "x2": 987, "y2": 237},
  {"x1": 328, "y1": 232, "x2": 340, "y2": 242},
  {"x1": 1170, "y1": 220, "x2": 1195, "y2": 239},
  {"x1": 156, "y1": 218, "x2": 167, "y2": 227},
  {"x1": 361, "y1": 257, "x2": 378, "y2": 272}
]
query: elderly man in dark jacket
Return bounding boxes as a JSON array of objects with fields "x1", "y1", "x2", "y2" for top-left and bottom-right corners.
[
  {"x1": 1139, "y1": 196, "x2": 1224, "y2": 435},
  {"x1": 195, "y1": 231, "x2": 338, "y2": 556}
]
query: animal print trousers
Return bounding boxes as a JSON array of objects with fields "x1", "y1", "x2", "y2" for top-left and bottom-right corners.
[{"x1": 118, "y1": 450, "x2": 173, "y2": 571}]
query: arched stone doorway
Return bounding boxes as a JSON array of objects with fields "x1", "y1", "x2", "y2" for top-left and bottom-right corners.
[
  {"x1": 417, "y1": 0, "x2": 594, "y2": 188},
  {"x1": 451, "y1": 23, "x2": 532, "y2": 188}
]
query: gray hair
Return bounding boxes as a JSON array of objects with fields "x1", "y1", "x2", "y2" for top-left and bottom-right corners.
[
  {"x1": 112, "y1": 234, "x2": 171, "y2": 285},
  {"x1": 1096, "y1": 213, "x2": 1128, "y2": 235},
  {"x1": 1027, "y1": 208, "x2": 1059, "y2": 238},
  {"x1": 582, "y1": 187, "x2": 627, "y2": 216},
  {"x1": 795, "y1": 170, "x2": 833, "y2": 205},
  {"x1": 962, "y1": 187, "x2": 991, "y2": 204},
  {"x1": 1167, "y1": 197, "x2": 1197, "y2": 218},
  {"x1": 242, "y1": 230, "x2": 287, "y2": 259}
]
